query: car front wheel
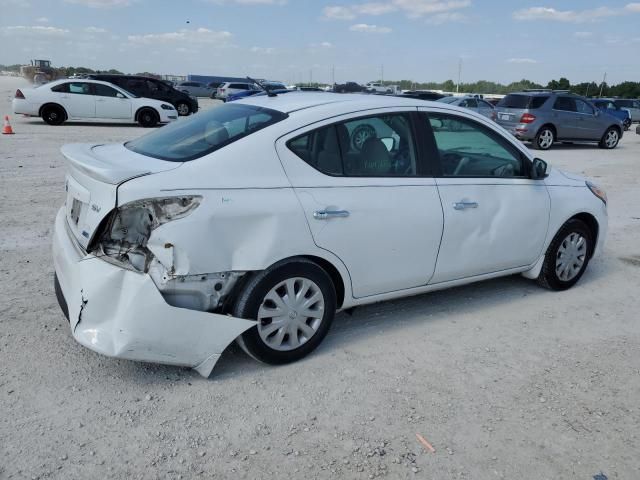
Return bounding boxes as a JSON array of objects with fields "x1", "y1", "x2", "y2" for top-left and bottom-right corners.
[
  {"x1": 599, "y1": 127, "x2": 620, "y2": 149},
  {"x1": 137, "y1": 108, "x2": 159, "y2": 127},
  {"x1": 537, "y1": 219, "x2": 593, "y2": 291},
  {"x1": 175, "y1": 101, "x2": 190, "y2": 116},
  {"x1": 234, "y1": 259, "x2": 337, "y2": 365}
]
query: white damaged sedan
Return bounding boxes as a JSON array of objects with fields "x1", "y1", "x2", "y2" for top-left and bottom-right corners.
[{"x1": 53, "y1": 93, "x2": 608, "y2": 377}]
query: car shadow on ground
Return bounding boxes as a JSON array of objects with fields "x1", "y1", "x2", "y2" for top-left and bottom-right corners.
[{"x1": 21, "y1": 120, "x2": 149, "y2": 128}]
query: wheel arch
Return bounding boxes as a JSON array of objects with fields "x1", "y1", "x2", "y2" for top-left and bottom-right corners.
[
  {"x1": 39, "y1": 102, "x2": 68, "y2": 119},
  {"x1": 568, "y1": 212, "x2": 599, "y2": 258},
  {"x1": 538, "y1": 123, "x2": 557, "y2": 138}
]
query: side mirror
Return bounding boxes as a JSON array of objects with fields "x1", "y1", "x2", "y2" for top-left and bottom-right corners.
[{"x1": 531, "y1": 158, "x2": 548, "y2": 180}]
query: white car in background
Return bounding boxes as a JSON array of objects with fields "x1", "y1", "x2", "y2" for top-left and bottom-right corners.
[
  {"x1": 216, "y1": 81, "x2": 259, "y2": 101},
  {"x1": 365, "y1": 82, "x2": 392, "y2": 93},
  {"x1": 53, "y1": 93, "x2": 608, "y2": 377},
  {"x1": 13, "y1": 79, "x2": 178, "y2": 127}
]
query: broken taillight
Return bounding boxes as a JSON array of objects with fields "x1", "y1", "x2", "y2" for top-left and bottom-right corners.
[
  {"x1": 15, "y1": 89, "x2": 25, "y2": 99},
  {"x1": 93, "y1": 196, "x2": 201, "y2": 272}
]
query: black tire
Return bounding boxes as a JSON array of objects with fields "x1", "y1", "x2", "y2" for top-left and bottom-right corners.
[
  {"x1": 137, "y1": 108, "x2": 159, "y2": 128},
  {"x1": 599, "y1": 127, "x2": 620, "y2": 149},
  {"x1": 234, "y1": 259, "x2": 337, "y2": 365},
  {"x1": 41, "y1": 105, "x2": 65, "y2": 125},
  {"x1": 537, "y1": 219, "x2": 593, "y2": 291},
  {"x1": 175, "y1": 101, "x2": 190, "y2": 116},
  {"x1": 532, "y1": 126, "x2": 555, "y2": 150},
  {"x1": 623, "y1": 119, "x2": 631, "y2": 131}
]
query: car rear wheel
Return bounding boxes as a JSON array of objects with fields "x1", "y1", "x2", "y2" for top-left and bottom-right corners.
[
  {"x1": 42, "y1": 105, "x2": 65, "y2": 126},
  {"x1": 175, "y1": 101, "x2": 190, "y2": 116},
  {"x1": 137, "y1": 108, "x2": 159, "y2": 128},
  {"x1": 599, "y1": 127, "x2": 619, "y2": 149},
  {"x1": 533, "y1": 127, "x2": 554, "y2": 150},
  {"x1": 234, "y1": 259, "x2": 337, "y2": 365},
  {"x1": 537, "y1": 219, "x2": 592, "y2": 291}
]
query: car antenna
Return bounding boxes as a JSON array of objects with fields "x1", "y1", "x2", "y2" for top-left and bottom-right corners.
[{"x1": 247, "y1": 76, "x2": 277, "y2": 97}]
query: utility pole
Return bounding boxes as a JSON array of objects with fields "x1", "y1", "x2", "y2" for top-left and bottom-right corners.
[
  {"x1": 598, "y1": 72, "x2": 607, "y2": 97},
  {"x1": 380, "y1": 64, "x2": 384, "y2": 83},
  {"x1": 457, "y1": 58, "x2": 462, "y2": 94},
  {"x1": 331, "y1": 64, "x2": 335, "y2": 85},
  {"x1": 309, "y1": 68, "x2": 313, "y2": 85}
]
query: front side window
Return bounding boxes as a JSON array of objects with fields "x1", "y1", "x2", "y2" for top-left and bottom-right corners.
[
  {"x1": 68, "y1": 82, "x2": 92, "y2": 95},
  {"x1": 575, "y1": 99, "x2": 594, "y2": 115},
  {"x1": 287, "y1": 113, "x2": 418, "y2": 177},
  {"x1": 93, "y1": 84, "x2": 120, "y2": 97},
  {"x1": 126, "y1": 103, "x2": 287, "y2": 162},
  {"x1": 427, "y1": 114, "x2": 525, "y2": 178}
]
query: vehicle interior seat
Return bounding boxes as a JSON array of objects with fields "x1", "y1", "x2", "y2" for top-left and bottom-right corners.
[{"x1": 354, "y1": 137, "x2": 392, "y2": 175}]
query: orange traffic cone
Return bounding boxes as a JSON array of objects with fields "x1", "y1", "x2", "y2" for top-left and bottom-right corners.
[{"x1": 2, "y1": 115, "x2": 15, "y2": 135}]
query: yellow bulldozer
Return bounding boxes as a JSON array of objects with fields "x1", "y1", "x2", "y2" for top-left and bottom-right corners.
[{"x1": 20, "y1": 59, "x2": 59, "y2": 85}]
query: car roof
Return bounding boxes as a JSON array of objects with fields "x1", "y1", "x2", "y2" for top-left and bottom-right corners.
[{"x1": 238, "y1": 92, "x2": 438, "y2": 114}]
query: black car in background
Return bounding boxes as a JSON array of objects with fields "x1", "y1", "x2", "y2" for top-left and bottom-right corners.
[
  {"x1": 333, "y1": 82, "x2": 365, "y2": 93},
  {"x1": 396, "y1": 90, "x2": 447, "y2": 101},
  {"x1": 87, "y1": 74, "x2": 198, "y2": 116}
]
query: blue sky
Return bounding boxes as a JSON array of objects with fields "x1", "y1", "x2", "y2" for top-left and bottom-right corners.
[{"x1": 1, "y1": 0, "x2": 639, "y2": 85}]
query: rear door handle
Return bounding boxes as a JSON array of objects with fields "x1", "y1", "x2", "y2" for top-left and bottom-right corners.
[
  {"x1": 313, "y1": 210, "x2": 350, "y2": 220},
  {"x1": 453, "y1": 201, "x2": 478, "y2": 210}
]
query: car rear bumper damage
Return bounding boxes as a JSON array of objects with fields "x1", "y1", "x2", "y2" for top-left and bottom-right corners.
[{"x1": 52, "y1": 207, "x2": 256, "y2": 377}]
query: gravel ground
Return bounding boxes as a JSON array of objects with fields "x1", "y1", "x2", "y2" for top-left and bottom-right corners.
[{"x1": 1, "y1": 75, "x2": 639, "y2": 480}]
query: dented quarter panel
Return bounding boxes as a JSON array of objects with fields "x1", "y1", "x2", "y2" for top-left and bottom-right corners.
[{"x1": 53, "y1": 208, "x2": 256, "y2": 376}]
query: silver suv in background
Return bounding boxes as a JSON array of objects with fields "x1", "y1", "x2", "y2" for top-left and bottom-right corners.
[
  {"x1": 495, "y1": 90, "x2": 624, "y2": 150},
  {"x1": 613, "y1": 99, "x2": 640, "y2": 122},
  {"x1": 175, "y1": 81, "x2": 215, "y2": 97},
  {"x1": 437, "y1": 95, "x2": 496, "y2": 120}
]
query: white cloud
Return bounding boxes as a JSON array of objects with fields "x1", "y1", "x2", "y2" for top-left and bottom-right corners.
[
  {"x1": 127, "y1": 28, "x2": 232, "y2": 45},
  {"x1": 64, "y1": 0, "x2": 133, "y2": 7},
  {"x1": 349, "y1": 23, "x2": 392, "y2": 33},
  {"x1": 35, "y1": 17, "x2": 49, "y2": 23},
  {"x1": 323, "y1": 6, "x2": 356, "y2": 19},
  {"x1": 425, "y1": 11, "x2": 466, "y2": 24},
  {"x1": 626, "y1": 2, "x2": 640, "y2": 12},
  {"x1": 250, "y1": 46, "x2": 276, "y2": 54},
  {"x1": 309, "y1": 41, "x2": 334, "y2": 48},
  {"x1": 0, "y1": 25, "x2": 70, "y2": 36},
  {"x1": 513, "y1": 6, "x2": 621, "y2": 23},
  {"x1": 325, "y1": 0, "x2": 470, "y2": 20},
  {"x1": 573, "y1": 31, "x2": 593, "y2": 38},
  {"x1": 84, "y1": 26, "x2": 108, "y2": 33},
  {"x1": 206, "y1": 0, "x2": 287, "y2": 4},
  {"x1": 507, "y1": 58, "x2": 538, "y2": 64}
]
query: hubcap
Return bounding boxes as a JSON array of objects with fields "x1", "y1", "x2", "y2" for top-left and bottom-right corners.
[
  {"x1": 539, "y1": 130, "x2": 553, "y2": 148},
  {"x1": 177, "y1": 104, "x2": 189, "y2": 115},
  {"x1": 50, "y1": 112, "x2": 58, "y2": 120},
  {"x1": 257, "y1": 277, "x2": 325, "y2": 351},
  {"x1": 605, "y1": 130, "x2": 618, "y2": 148},
  {"x1": 555, "y1": 232, "x2": 587, "y2": 282}
]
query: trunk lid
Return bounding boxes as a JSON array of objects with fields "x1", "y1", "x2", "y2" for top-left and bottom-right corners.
[{"x1": 61, "y1": 143, "x2": 181, "y2": 249}]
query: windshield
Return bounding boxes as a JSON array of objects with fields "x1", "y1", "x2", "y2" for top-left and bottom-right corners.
[{"x1": 125, "y1": 103, "x2": 288, "y2": 162}]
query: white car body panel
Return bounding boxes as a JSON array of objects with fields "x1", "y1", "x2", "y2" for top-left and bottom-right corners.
[
  {"x1": 12, "y1": 79, "x2": 177, "y2": 124},
  {"x1": 52, "y1": 93, "x2": 608, "y2": 376}
]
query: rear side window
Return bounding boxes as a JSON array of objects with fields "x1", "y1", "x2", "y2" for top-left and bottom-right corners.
[
  {"x1": 68, "y1": 82, "x2": 92, "y2": 95},
  {"x1": 553, "y1": 97, "x2": 576, "y2": 112},
  {"x1": 51, "y1": 83, "x2": 69, "y2": 93},
  {"x1": 499, "y1": 94, "x2": 549, "y2": 109},
  {"x1": 287, "y1": 113, "x2": 418, "y2": 177},
  {"x1": 126, "y1": 103, "x2": 287, "y2": 162},
  {"x1": 93, "y1": 84, "x2": 120, "y2": 97}
]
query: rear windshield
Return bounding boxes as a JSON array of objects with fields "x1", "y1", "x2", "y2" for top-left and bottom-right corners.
[
  {"x1": 499, "y1": 94, "x2": 549, "y2": 109},
  {"x1": 125, "y1": 103, "x2": 288, "y2": 162}
]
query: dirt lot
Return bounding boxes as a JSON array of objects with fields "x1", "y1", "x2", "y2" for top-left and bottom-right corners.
[{"x1": 1, "y1": 75, "x2": 639, "y2": 480}]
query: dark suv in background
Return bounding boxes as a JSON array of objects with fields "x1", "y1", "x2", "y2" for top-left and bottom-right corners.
[
  {"x1": 87, "y1": 74, "x2": 199, "y2": 116},
  {"x1": 495, "y1": 90, "x2": 623, "y2": 150}
]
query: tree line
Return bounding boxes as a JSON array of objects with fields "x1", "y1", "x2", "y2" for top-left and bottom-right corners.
[{"x1": 1, "y1": 63, "x2": 638, "y2": 97}]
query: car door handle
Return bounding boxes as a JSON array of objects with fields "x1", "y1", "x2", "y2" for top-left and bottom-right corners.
[
  {"x1": 453, "y1": 201, "x2": 478, "y2": 210},
  {"x1": 313, "y1": 210, "x2": 350, "y2": 220}
]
